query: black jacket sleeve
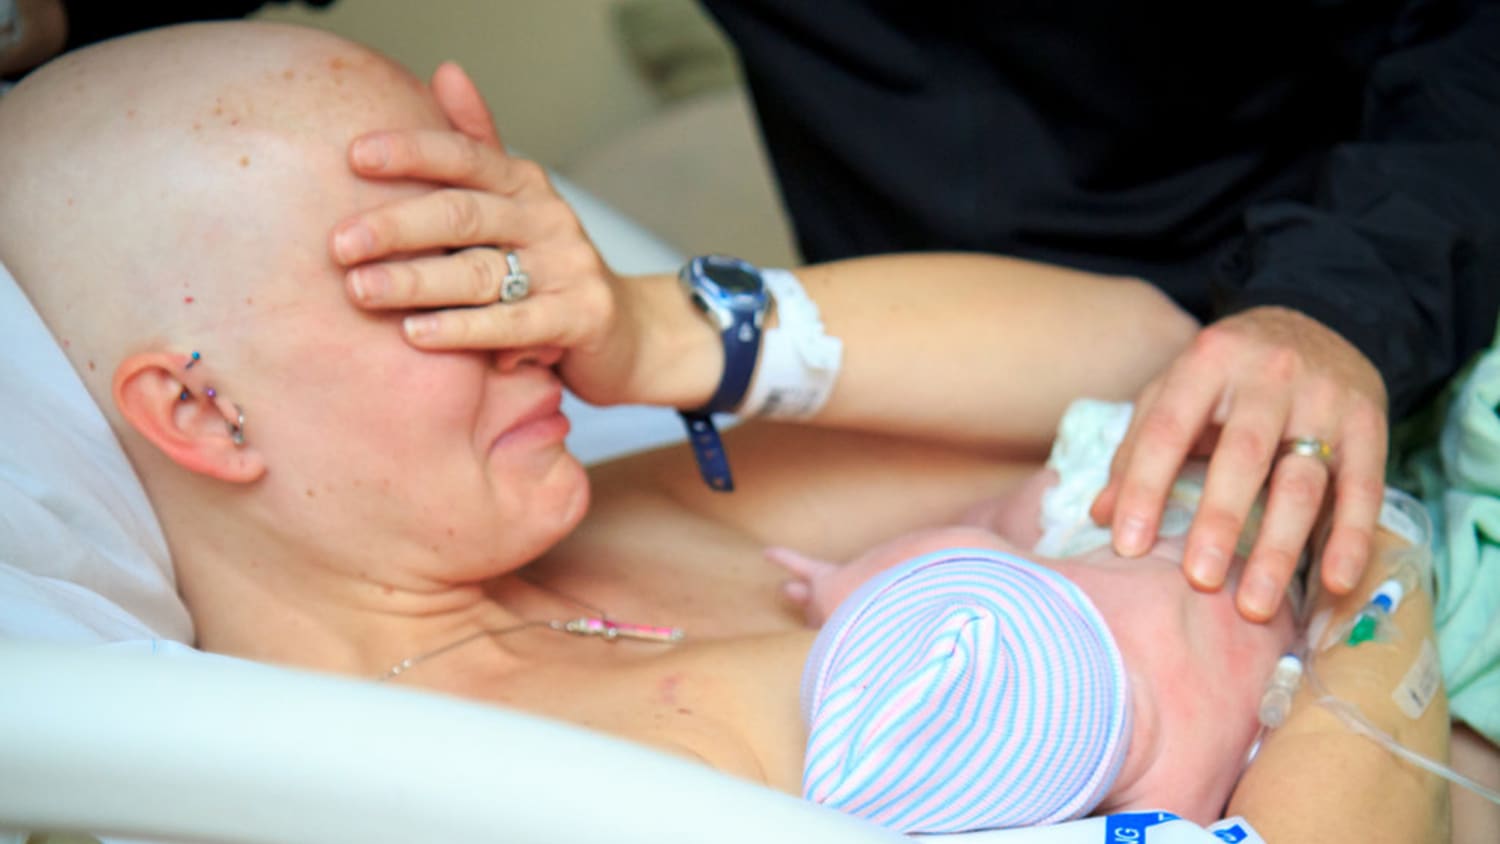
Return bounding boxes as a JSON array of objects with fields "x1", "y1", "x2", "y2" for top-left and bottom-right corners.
[
  {"x1": 1215, "y1": 0, "x2": 1500, "y2": 418},
  {"x1": 62, "y1": 0, "x2": 337, "y2": 50}
]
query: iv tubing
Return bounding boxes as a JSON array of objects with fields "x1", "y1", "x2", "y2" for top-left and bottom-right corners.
[{"x1": 1301, "y1": 639, "x2": 1500, "y2": 807}]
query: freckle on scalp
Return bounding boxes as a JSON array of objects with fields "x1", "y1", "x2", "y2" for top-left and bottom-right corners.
[
  {"x1": 87, "y1": 360, "x2": 96, "y2": 371},
  {"x1": 239, "y1": 156, "x2": 250, "y2": 168}
]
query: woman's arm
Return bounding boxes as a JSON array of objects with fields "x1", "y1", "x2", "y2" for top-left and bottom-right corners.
[
  {"x1": 1227, "y1": 528, "x2": 1450, "y2": 842},
  {"x1": 327, "y1": 68, "x2": 1197, "y2": 455},
  {"x1": 611, "y1": 253, "x2": 1195, "y2": 448}
]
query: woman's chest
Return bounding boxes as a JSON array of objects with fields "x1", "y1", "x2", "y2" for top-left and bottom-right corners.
[
  {"x1": 472, "y1": 631, "x2": 814, "y2": 795},
  {"x1": 529, "y1": 507, "x2": 806, "y2": 639}
]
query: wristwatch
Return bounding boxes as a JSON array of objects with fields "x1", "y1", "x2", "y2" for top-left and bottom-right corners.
[{"x1": 678, "y1": 254, "x2": 771, "y2": 492}]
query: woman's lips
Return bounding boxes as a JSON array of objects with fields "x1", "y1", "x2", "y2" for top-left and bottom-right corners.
[{"x1": 490, "y1": 393, "x2": 570, "y2": 453}]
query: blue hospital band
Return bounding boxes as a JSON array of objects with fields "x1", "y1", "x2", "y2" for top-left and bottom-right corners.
[{"x1": 801, "y1": 548, "x2": 1132, "y2": 833}]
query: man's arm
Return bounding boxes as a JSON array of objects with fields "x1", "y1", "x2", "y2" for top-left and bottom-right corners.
[
  {"x1": 1216, "y1": 0, "x2": 1500, "y2": 421},
  {"x1": 1227, "y1": 528, "x2": 1450, "y2": 841},
  {"x1": 1094, "y1": 0, "x2": 1500, "y2": 621},
  {"x1": 0, "y1": 0, "x2": 64, "y2": 78}
]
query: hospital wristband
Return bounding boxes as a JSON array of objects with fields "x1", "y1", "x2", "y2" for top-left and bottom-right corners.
[{"x1": 737, "y1": 268, "x2": 843, "y2": 419}]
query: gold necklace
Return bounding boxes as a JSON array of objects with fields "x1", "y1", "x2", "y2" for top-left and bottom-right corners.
[{"x1": 376, "y1": 581, "x2": 685, "y2": 682}]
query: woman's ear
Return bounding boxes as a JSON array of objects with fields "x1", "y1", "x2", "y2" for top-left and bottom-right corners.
[{"x1": 113, "y1": 352, "x2": 266, "y2": 483}]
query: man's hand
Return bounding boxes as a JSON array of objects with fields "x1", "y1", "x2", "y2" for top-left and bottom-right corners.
[{"x1": 1090, "y1": 306, "x2": 1389, "y2": 621}]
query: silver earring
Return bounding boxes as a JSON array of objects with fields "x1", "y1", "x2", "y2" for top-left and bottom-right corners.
[{"x1": 228, "y1": 404, "x2": 245, "y2": 447}]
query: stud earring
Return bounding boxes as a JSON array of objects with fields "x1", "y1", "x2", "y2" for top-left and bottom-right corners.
[
  {"x1": 185, "y1": 351, "x2": 201, "y2": 370},
  {"x1": 228, "y1": 404, "x2": 245, "y2": 447}
]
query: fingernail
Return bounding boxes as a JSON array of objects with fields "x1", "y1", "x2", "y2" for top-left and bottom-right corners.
[
  {"x1": 1117, "y1": 516, "x2": 1151, "y2": 556},
  {"x1": 350, "y1": 267, "x2": 388, "y2": 303},
  {"x1": 1186, "y1": 545, "x2": 1227, "y2": 588},
  {"x1": 1238, "y1": 573, "x2": 1280, "y2": 620},
  {"x1": 404, "y1": 314, "x2": 437, "y2": 340},
  {"x1": 352, "y1": 136, "x2": 390, "y2": 170},
  {"x1": 1325, "y1": 558, "x2": 1359, "y2": 593},
  {"x1": 333, "y1": 224, "x2": 373, "y2": 264},
  {"x1": 1089, "y1": 487, "x2": 1114, "y2": 524}
]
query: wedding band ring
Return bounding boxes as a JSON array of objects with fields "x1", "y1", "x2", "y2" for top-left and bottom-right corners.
[
  {"x1": 499, "y1": 250, "x2": 530, "y2": 304},
  {"x1": 1280, "y1": 436, "x2": 1334, "y2": 467}
]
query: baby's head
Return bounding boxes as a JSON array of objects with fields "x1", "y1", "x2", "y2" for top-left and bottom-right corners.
[{"x1": 775, "y1": 511, "x2": 1296, "y2": 827}]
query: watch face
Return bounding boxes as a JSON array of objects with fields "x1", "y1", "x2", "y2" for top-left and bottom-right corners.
[{"x1": 703, "y1": 262, "x2": 763, "y2": 295}]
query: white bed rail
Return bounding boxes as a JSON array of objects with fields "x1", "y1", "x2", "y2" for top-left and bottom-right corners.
[{"x1": 0, "y1": 641, "x2": 904, "y2": 844}]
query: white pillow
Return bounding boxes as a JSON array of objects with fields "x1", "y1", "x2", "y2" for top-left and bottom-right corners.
[
  {"x1": 0, "y1": 177, "x2": 687, "y2": 645},
  {"x1": 0, "y1": 260, "x2": 191, "y2": 643}
]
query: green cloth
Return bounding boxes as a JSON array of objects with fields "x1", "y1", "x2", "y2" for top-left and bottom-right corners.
[{"x1": 1392, "y1": 347, "x2": 1500, "y2": 744}]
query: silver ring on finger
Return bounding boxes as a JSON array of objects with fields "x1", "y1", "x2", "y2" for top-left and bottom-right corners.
[
  {"x1": 1279, "y1": 436, "x2": 1334, "y2": 469},
  {"x1": 499, "y1": 250, "x2": 530, "y2": 304}
]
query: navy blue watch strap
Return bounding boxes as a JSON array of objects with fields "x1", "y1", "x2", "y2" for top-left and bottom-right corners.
[
  {"x1": 677, "y1": 255, "x2": 769, "y2": 493},
  {"x1": 700, "y1": 320, "x2": 761, "y2": 414},
  {"x1": 679, "y1": 411, "x2": 735, "y2": 491}
]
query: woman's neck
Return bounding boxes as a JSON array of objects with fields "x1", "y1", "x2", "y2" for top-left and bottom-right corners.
[{"x1": 166, "y1": 501, "x2": 529, "y2": 678}]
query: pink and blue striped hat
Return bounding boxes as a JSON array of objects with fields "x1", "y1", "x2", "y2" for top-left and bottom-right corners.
[{"x1": 801, "y1": 548, "x2": 1132, "y2": 833}]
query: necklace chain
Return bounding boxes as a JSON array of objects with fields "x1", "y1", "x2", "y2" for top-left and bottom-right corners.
[{"x1": 376, "y1": 580, "x2": 685, "y2": 682}]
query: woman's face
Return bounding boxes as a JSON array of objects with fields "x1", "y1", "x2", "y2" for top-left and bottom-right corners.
[
  {"x1": 212, "y1": 132, "x2": 590, "y2": 589},
  {"x1": 241, "y1": 280, "x2": 590, "y2": 586}
]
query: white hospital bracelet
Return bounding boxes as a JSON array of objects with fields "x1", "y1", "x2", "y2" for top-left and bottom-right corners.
[{"x1": 736, "y1": 268, "x2": 843, "y2": 420}]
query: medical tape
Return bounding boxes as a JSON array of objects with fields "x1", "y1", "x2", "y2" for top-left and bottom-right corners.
[{"x1": 1392, "y1": 638, "x2": 1441, "y2": 720}]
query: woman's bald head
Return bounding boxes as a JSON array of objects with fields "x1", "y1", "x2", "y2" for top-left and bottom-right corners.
[{"x1": 0, "y1": 21, "x2": 445, "y2": 404}]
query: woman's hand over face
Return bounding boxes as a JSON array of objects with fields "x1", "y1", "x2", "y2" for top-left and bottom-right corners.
[{"x1": 328, "y1": 62, "x2": 644, "y2": 406}]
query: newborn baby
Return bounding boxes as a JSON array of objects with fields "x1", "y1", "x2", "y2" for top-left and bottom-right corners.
[{"x1": 770, "y1": 464, "x2": 1297, "y2": 832}]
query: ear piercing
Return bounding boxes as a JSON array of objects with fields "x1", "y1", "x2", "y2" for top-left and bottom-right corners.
[
  {"x1": 180, "y1": 350, "x2": 204, "y2": 400},
  {"x1": 229, "y1": 404, "x2": 246, "y2": 447},
  {"x1": 179, "y1": 351, "x2": 246, "y2": 446}
]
